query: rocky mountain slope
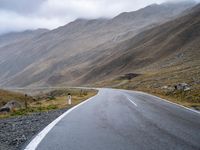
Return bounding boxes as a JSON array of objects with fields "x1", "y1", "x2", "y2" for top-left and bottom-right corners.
[
  {"x1": 83, "y1": 3, "x2": 200, "y2": 84},
  {"x1": 0, "y1": 1, "x2": 197, "y2": 87}
]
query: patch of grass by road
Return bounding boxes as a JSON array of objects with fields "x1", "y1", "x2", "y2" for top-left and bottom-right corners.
[
  {"x1": 0, "y1": 88, "x2": 97, "y2": 119},
  {"x1": 134, "y1": 87, "x2": 200, "y2": 110},
  {"x1": 0, "y1": 89, "x2": 33, "y2": 108}
]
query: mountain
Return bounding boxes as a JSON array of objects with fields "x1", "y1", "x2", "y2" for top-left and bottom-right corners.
[
  {"x1": 81, "y1": 3, "x2": 200, "y2": 85},
  {"x1": 0, "y1": 29, "x2": 49, "y2": 48},
  {"x1": 0, "y1": 1, "x2": 197, "y2": 87}
]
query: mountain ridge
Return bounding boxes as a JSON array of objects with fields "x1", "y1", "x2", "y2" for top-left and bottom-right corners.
[
  {"x1": 0, "y1": 1, "x2": 198, "y2": 87},
  {"x1": 78, "y1": 3, "x2": 200, "y2": 85}
]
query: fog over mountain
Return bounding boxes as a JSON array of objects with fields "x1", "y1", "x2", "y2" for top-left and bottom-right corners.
[
  {"x1": 0, "y1": 1, "x2": 198, "y2": 87},
  {"x1": 0, "y1": 0, "x2": 199, "y2": 34}
]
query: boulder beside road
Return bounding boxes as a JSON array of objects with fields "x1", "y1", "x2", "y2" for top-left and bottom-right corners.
[
  {"x1": 174, "y1": 83, "x2": 191, "y2": 91},
  {"x1": 161, "y1": 83, "x2": 191, "y2": 92},
  {"x1": 0, "y1": 100, "x2": 22, "y2": 113}
]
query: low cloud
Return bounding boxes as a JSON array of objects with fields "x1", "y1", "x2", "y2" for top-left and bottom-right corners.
[
  {"x1": 0, "y1": 0, "x2": 199, "y2": 34},
  {"x1": 0, "y1": 10, "x2": 64, "y2": 35}
]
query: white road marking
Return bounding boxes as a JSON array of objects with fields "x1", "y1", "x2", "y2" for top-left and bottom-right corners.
[
  {"x1": 127, "y1": 98, "x2": 137, "y2": 107},
  {"x1": 24, "y1": 95, "x2": 97, "y2": 150}
]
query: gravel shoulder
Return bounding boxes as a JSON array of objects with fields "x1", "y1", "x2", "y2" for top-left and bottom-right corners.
[{"x1": 0, "y1": 108, "x2": 68, "y2": 150}]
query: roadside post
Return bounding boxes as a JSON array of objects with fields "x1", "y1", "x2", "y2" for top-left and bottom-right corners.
[
  {"x1": 68, "y1": 93, "x2": 72, "y2": 105},
  {"x1": 24, "y1": 94, "x2": 28, "y2": 109}
]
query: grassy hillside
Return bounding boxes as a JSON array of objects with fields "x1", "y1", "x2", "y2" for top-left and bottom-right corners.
[
  {"x1": 0, "y1": 89, "x2": 32, "y2": 107},
  {"x1": 0, "y1": 88, "x2": 97, "y2": 118},
  {"x1": 95, "y1": 62, "x2": 200, "y2": 110}
]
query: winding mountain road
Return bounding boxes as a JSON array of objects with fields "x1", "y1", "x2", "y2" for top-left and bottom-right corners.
[{"x1": 25, "y1": 88, "x2": 200, "y2": 150}]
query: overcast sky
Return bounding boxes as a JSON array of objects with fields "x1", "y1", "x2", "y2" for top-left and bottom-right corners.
[{"x1": 0, "y1": 0, "x2": 199, "y2": 34}]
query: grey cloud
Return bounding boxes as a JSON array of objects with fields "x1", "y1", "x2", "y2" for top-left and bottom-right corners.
[
  {"x1": 0, "y1": 0, "x2": 199, "y2": 34},
  {"x1": 0, "y1": 0, "x2": 46, "y2": 14}
]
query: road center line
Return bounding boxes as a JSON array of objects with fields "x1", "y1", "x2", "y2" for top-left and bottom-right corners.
[{"x1": 127, "y1": 97, "x2": 137, "y2": 107}]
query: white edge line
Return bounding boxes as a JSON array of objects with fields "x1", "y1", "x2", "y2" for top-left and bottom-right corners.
[
  {"x1": 127, "y1": 97, "x2": 137, "y2": 107},
  {"x1": 24, "y1": 95, "x2": 97, "y2": 150},
  {"x1": 134, "y1": 91, "x2": 200, "y2": 115}
]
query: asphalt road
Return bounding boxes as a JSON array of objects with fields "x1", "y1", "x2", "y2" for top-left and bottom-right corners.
[{"x1": 26, "y1": 88, "x2": 200, "y2": 150}]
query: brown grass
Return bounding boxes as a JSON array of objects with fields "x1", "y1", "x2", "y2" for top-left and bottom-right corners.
[
  {"x1": 0, "y1": 88, "x2": 97, "y2": 119},
  {"x1": 0, "y1": 89, "x2": 33, "y2": 107}
]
